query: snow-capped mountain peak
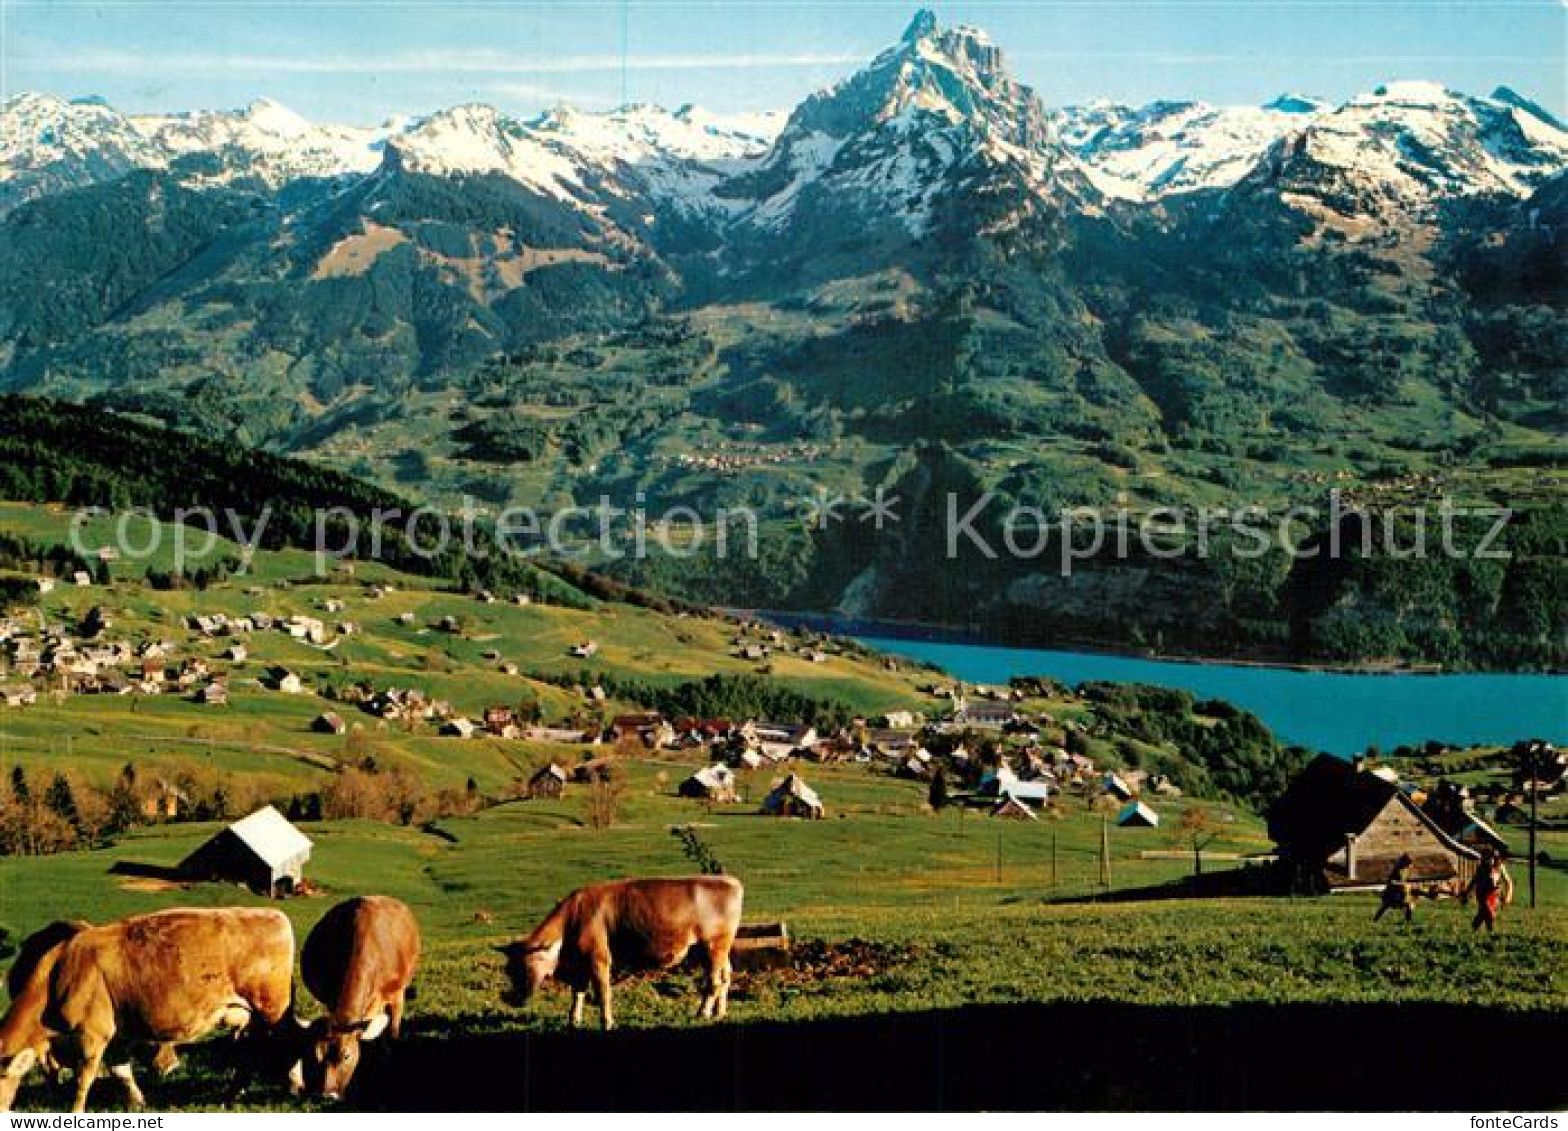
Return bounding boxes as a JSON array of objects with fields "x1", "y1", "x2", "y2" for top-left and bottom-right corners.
[
  {"x1": 131, "y1": 98, "x2": 390, "y2": 189},
  {"x1": 1056, "y1": 96, "x2": 1330, "y2": 200},
  {"x1": 1257, "y1": 81, "x2": 1568, "y2": 212},
  {"x1": 727, "y1": 9, "x2": 1081, "y2": 237},
  {"x1": 239, "y1": 97, "x2": 315, "y2": 139},
  {"x1": 0, "y1": 11, "x2": 1563, "y2": 236},
  {"x1": 0, "y1": 92, "x2": 167, "y2": 211}
]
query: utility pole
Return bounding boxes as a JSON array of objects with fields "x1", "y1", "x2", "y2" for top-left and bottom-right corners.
[
  {"x1": 1099, "y1": 815, "x2": 1111, "y2": 889},
  {"x1": 1051, "y1": 831, "x2": 1058, "y2": 890},
  {"x1": 1525, "y1": 746, "x2": 1541, "y2": 909}
]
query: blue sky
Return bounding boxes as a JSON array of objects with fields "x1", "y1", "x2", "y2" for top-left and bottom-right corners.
[{"x1": 3, "y1": 1, "x2": 1563, "y2": 122}]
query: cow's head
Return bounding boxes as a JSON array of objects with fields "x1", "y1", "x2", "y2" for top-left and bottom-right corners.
[
  {"x1": 0, "y1": 1045, "x2": 39, "y2": 1112},
  {"x1": 497, "y1": 939, "x2": 560, "y2": 1006},
  {"x1": 298, "y1": 1013, "x2": 388, "y2": 1101}
]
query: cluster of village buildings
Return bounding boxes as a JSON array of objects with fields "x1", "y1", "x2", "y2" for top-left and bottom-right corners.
[
  {"x1": 670, "y1": 440, "x2": 826, "y2": 475},
  {"x1": 0, "y1": 604, "x2": 365, "y2": 708},
  {"x1": 3, "y1": 585, "x2": 1560, "y2": 892}
]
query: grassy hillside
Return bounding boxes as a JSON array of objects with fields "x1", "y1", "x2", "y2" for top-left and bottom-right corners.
[
  {"x1": 0, "y1": 502, "x2": 1561, "y2": 1111},
  {"x1": 0, "y1": 758, "x2": 1562, "y2": 1109}
]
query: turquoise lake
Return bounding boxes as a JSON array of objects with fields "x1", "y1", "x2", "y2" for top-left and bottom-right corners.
[{"x1": 851, "y1": 635, "x2": 1567, "y2": 756}]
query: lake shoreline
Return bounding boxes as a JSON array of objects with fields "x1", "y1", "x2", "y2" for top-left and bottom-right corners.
[{"x1": 737, "y1": 609, "x2": 1553, "y2": 678}]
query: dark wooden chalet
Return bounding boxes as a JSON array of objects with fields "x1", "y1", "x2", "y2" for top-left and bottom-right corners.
[{"x1": 1268, "y1": 755, "x2": 1480, "y2": 891}]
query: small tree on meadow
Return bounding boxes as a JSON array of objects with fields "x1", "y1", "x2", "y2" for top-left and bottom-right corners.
[
  {"x1": 9, "y1": 766, "x2": 29, "y2": 805},
  {"x1": 45, "y1": 773, "x2": 80, "y2": 832},
  {"x1": 1177, "y1": 805, "x2": 1221, "y2": 876}
]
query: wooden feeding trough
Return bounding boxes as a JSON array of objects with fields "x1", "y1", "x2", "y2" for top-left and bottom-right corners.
[{"x1": 730, "y1": 921, "x2": 791, "y2": 971}]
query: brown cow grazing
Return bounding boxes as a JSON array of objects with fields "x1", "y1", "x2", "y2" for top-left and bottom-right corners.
[
  {"x1": 500, "y1": 875, "x2": 743, "y2": 1030},
  {"x1": 299, "y1": 896, "x2": 421, "y2": 1100},
  {"x1": 0, "y1": 921, "x2": 90, "y2": 1110},
  {"x1": 1, "y1": 922, "x2": 183, "y2": 1111},
  {"x1": 41, "y1": 907, "x2": 295, "y2": 1112}
]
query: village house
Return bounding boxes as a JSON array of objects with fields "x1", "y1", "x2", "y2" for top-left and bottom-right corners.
[
  {"x1": 442, "y1": 717, "x2": 478, "y2": 739},
  {"x1": 864, "y1": 728, "x2": 918, "y2": 756},
  {"x1": 1117, "y1": 800, "x2": 1160, "y2": 827},
  {"x1": 1512, "y1": 741, "x2": 1565, "y2": 795},
  {"x1": 761, "y1": 773, "x2": 825, "y2": 819},
  {"x1": 978, "y1": 763, "x2": 1020, "y2": 797},
  {"x1": 180, "y1": 806, "x2": 312, "y2": 897},
  {"x1": 1268, "y1": 754, "x2": 1481, "y2": 891},
  {"x1": 484, "y1": 706, "x2": 521, "y2": 739},
  {"x1": 142, "y1": 779, "x2": 190, "y2": 821},
  {"x1": 569, "y1": 641, "x2": 599, "y2": 659},
  {"x1": 990, "y1": 795, "x2": 1038, "y2": 821},
  {"x1": 224, "y1": 644, "x2": 248, "y2": 663},
  {"x1": 623, "y1": 713, "x2": 677, "y2": 749},
  {"x1": 679, "y1": 764, "x2": 739, "y2": 803},
  {"x1": 801, "y1": 734, "x2": 856, "y2": 763},
  {"x1": 674, "y1": 718, "x2": 734, "y2": 748},
  {"x1": 313, "y1": 711, "x2": 347, "y2": 736},
  {"x1": 273, "y1": 669, "x2": 305, "y2": 695},
  {"x1": 0, "y1": 684, "x2": 38, "y2": 708},
  {"x1": 1102, "y1": 772, "x2": 1135, "y2": 802},
  {"x1": 956, "y1": 701, "x2": 1019, "y2": 729},
  {"x1": 523, "y1": 725, "x2": 590, "y2": 745},
  {"x1": 194, "y1": 680, "x2": 228, "y2": 706},
  {"x1": 285, "y1": 616, "x2": 327, "y2": 644},
  {"x1": 1002, "y1": 780, "x2": 1052, "y2": 807},
  {"x1": 1420, "y1": 780, "x2": 1509, "y2": 855},
  {"x1": 752, "y1": 721, "x2": 818, "y2": 761},
  {"x1": 527, "y1": 763, "x2": 568, "y2": 800}
]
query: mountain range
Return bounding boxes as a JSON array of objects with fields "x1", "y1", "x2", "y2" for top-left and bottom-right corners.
[{"x1": 1, "y1": 9, "x2": 1564, "y2": 668}]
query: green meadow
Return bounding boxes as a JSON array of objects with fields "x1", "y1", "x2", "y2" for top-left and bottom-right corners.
[{"x1": 0, "y1": 503, "x2": 1563, "y2": 1111}]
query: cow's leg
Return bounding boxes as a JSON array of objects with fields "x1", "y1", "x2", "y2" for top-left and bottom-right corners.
[
  {"x1": 109, "y1": 1063, "x2": 146, "y2": 1108},
  {"x1": 70, "y1": 1036, "x2": 107, "y2": 1114},
  {"x1": 389, "y1": 991, "x2": 406, "y2": 1040},
  {"x1": 714, "y1": 951, "x2": 734, "y2": 1020},
  {"x1": 707, "y1": 939, "x2": 734, "y2": 1020},
  {"x1": 697, "y1": 947, "x2": 720, "y2": 1019},
  {"x1": 568, "y1": 989, "x2": 587, "y2": 1029},
  {"x1": 591, "y1": 959, "x2": 615, "y2": 1032}
]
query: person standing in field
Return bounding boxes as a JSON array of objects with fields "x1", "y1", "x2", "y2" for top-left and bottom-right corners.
[
  {"x1": 1374, "y1": 853, "x2": 1416, "y2": 923},
  {"x1": 1464, "y1": 849, "x2": 1514, "y2": 933}
]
